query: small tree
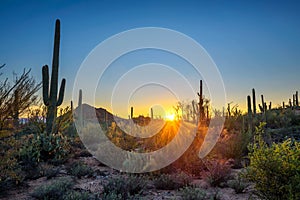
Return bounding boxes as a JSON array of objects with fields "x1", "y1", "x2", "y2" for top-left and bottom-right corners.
[{"x1": 0, "y1": 65, "x2": 41, "y2": 129}]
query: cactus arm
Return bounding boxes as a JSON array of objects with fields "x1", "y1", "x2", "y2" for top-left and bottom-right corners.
[
  {"x1": 56, "y1": 78, "x2": 66, "y2": 106},
  {"x1": 42, "y1": 65, "x2": 50, "y2": 106}
]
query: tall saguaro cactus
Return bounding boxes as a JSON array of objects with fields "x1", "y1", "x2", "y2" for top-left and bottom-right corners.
[
  {"x1": 151, "y1": 107, "x2": 154, "y2": 119},
  {"x1": 197, "y1": 80, "x2": 205, "y2": 123},
  {"x1": 42, "y1": 19, "x2": 66, "y2": 135},
  {"x1": 296, "y1": 91, "x2": 299, "y2": 106},
  {"x1": 131, "y1": 107, "x2": 134, "y2": 119},
  {"x1": 252, "y1": 88, "x2": 256, "y2": 115},
  {"x1": 78, "y1": 89, "x2": 83, "y2": 127},
  {"x1": 247, "y1": 95, "x2": 253, "y2": 132}
]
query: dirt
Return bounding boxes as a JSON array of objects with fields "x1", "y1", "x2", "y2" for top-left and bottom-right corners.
[{"x1": 0, "y1": 156, "x2": 259, "y2": 200}]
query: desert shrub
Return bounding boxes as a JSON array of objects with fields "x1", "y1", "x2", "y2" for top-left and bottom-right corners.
[
  {"x1": 19, "y1": 131, "x2": 70, "y2": 166},
  {"x1": 227, "y1": 176, "x2": 249, "y2": 194},
  {"x1": 153, "y1": 173, "x2": 188, "y2": 190},
  {"x1": 62, "y1": 190, "x2": 91, "y2": 200},
  {"x1": 245, "y1": 136, "x2": 300, "y2": 200},
  {"x1": 0, "y1": 137, "x2": 23, "y2": 194},
  {"x1": 37, "y1": 163, "x2": 61, "y2": 179},
  {"x1": 103, "y1": 175, "x2": 146, "y2": 199},
  {"x1": 31, "y1": 177, "x2": 74, "y2": 200},
  {"x1": 202, "y1": 160, "x2": 231, "y2": 187},
  {"x1": 179, "y1": 186, "x2": 208, "y2": 200},
  {"x1": 101, "y1": 192, "x2": 122, "y2": 200},
  {"x1": 216, "y1": 131, "x2": 252, "y2": 167},
  {"x1": 68, "y1": 161, "x2": 93, "y2": 178}
]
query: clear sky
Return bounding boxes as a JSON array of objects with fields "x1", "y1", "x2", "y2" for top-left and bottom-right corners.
[{"x1": 0, "y1": 0, "x2": 299, "y2": 117}]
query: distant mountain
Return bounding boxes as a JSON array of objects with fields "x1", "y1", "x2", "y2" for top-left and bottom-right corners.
[{"x1": 74, "y1": 103, "x2": 118, "y2": 124}]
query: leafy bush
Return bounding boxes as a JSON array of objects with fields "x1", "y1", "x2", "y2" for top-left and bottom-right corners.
[
  {"x1": 103, "y1": 175, "x2": 146, "y2": 199},
  {"x1": 227, "y1": 176, "x2": 249, "y2": 194},
  {"x1": 68, "y1": 161, "x2": 93, "y2": 178},
  {"x1": 179, "y1": 186, "x2": 208, "y2": 200},
  {"x1": 153, "y1": 173, "x2": 190, "y2": 190},
  {"x1": 245, "y1": 135, "x2": 300, "y2": 200},
  {"x1": 31, "y1": 177, "x2": 74, "y2": 200},
  {"x1": 202, "y1": 160, "x2": 231, "y2": 187}
]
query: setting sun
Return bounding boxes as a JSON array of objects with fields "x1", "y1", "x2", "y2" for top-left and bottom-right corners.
[{"x1": 165, "y1": 114, "x2": 175, "y2": 121}]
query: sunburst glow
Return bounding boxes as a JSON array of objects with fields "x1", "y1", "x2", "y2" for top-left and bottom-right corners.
[{"x1": 165, "y1": 114, "x2": 175, "y2": 121}]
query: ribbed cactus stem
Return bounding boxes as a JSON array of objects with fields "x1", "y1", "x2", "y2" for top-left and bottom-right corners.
[{"x1": 42, "y1": 19, "x2": 66, "y2": 135}]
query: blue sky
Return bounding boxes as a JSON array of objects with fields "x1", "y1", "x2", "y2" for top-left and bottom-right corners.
[{"x1": 0, "y1": 0, "x2": 299, "y2": 116}]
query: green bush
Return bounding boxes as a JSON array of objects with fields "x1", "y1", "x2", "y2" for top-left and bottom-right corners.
[
  {"x1": 179, "y1": 186, "x2": 208, "y2": 200},
  {"x1": 31, "y1": 177, "x2": 74, "y2": 200},
  {"x1": 19, "y1": 131, "x2": 70, "y2": 167},
  {"x1": 245, "y1": 136, "x2": 300, "y2": 200},
  {"x1": 68, "y1": 161, "x2": 93, "y2": 178},
  {"x1": 227, "y1": 176, "x2": 249, "y2": 194},
  {"x1": 153, "y1": 173, "x2": 189, "y2": 190},
  {"x1": 103, "y1": 175, "x2": 146, "y2": 199}
]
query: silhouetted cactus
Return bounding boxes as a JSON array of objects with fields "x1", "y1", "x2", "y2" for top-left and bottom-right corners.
[
  {"x1": 259, "y1": 94, "x2": 267, "y2": 113},
  {"x1": 296, "y1": 91, "x2": 299, "y2": 106},
  {"x1": 247, "y1": 95, "x2": 252, "y2": 132},
  {"x1": 78, "y1": 89, "x2": 83, "y2": 126},
  {"x1": 252, "y1": 88, "x2": 256, "y2": 115},
  {"x1": 42, "y1": 19, "x2": 66, "y2": 135},
  {"x1": 151, "y1": 107, "x2": 154, "y2": 119},
  {"x1": 197, "y1": 80, "x2": 205, "y2": 123},
  {"x1": 131, "y1": 107, "x2": 134, "y2": 119}
]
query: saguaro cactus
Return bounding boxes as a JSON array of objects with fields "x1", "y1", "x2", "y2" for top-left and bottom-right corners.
[
  {"x1": 151, "y1": 107, "x2": 154, "y2": 119},
  {"x1": 252, "y1": 88, "x2": 256, "y2": 115},
  {"x1": 247, "y1": 95, "x2": 253, "y2": 132},
  {"x1": 42, "y1": 19, "x2": 66, "y2": 135},
  {"x1": 131, "y1": 107, "x2": 134, "y2": 119},
  {"x1": 296, "y1": 91, "x2": 299, "y2": 106},
  {"x1": 197, "y1": 80, "x2": 205, "y2": 122},
  {"x1": 78, "y1": 89, "x2": 83, "y2": 126}
]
